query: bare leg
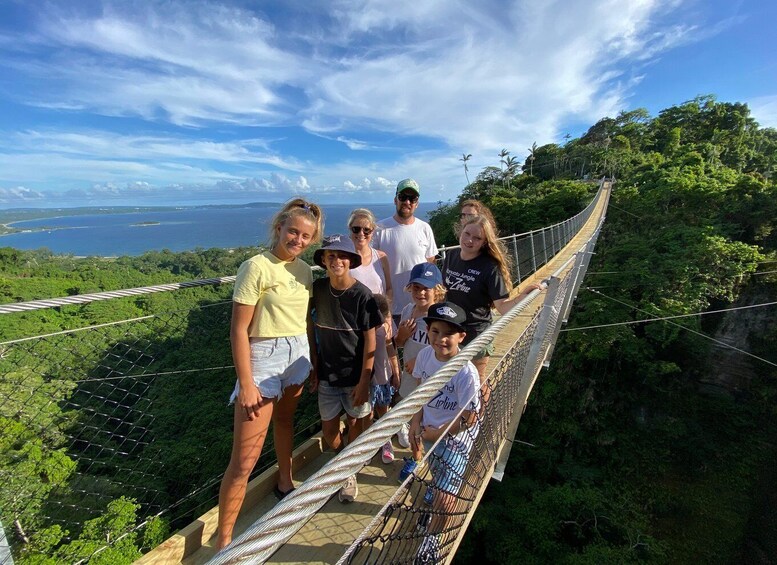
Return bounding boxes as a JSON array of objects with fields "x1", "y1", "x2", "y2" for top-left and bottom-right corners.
[
  {"x1": 472, "y1": 356, "x2": 491, "y2": 410},
  {"x1": 430, "y1": 490, "x2": 456, "y2": 534},
  {"x1": 273, "y1": 383, "x2": 303, "y2": 493},
  {"x1": 472, "y1": 356, "x2": 489, "y2": 384},
  {"x1": 217, "y1": 400, "x2": 274, "y2": 550},
  {"x1": 348, "y1": 415, "x2": 370, "y2": 443},
  {"x1": 322, "y1": 416, "x2": 344, "y2": 451}
]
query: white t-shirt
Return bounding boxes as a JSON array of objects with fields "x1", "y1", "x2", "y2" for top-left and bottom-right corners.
[
  {"x1": 398, "y1": 303, "x2": 429, "y2": 365},
  {"x1": 373, "y1": 216, "x2": 438, "y2": 315},
  {"x1": 412, "y1": 345, "x2": 480, "y2": 447},
  {"x1": 398, "y1": 302, "x2": 430, "y2": 397}
]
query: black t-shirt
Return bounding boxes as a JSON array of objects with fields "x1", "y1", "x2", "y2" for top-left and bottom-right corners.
[
  {"x1": 442, "y1": 249, "x2": 508, "y2": 337},
  {"x1": 312, "y1": 278, "x2": 383, "y2": 387}
]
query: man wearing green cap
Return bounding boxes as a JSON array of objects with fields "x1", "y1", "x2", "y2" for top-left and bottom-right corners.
[{"x1": 373, "y1": 178, "x2": 439, "y2": 324}]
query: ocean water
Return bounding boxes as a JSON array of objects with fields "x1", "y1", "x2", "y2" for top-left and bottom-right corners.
[{"x1": 0, "y1": 203, "x2": 438, "y2": 257}]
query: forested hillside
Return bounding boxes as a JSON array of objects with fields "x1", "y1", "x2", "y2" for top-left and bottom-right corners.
[
  {"x1": 1, "y1": 95, "x2": 775, "y2": 563},
  {"x1": 449, "y1": 96, "x2": 777, "y2": 563}
]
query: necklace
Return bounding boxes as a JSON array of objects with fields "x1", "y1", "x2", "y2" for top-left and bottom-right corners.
[{"x1": 329, "y1": 282, "x2": 353, "y2": 298}]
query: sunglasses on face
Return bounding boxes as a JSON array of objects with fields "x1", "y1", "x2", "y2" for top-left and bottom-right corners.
[
  {"x1": 350, "y1": 225, "x2": 374, "y2": 236},
  {"x1": 397, "y1": 193, "x2": 419, "y2": 203}
]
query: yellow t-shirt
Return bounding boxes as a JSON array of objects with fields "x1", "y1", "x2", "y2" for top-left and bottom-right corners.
[{"x1": 232, "y1": 251, "x2": 313, "y2": 337}]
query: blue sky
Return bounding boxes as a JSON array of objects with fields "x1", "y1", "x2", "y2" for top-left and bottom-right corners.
[{"x1": 0, "y1": 0, "x2": 775, "y2": 208}]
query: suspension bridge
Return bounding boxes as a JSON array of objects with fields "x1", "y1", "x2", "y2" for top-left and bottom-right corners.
[{"x1": 0, "y1": 179, "x2": 611, "y2": 564}]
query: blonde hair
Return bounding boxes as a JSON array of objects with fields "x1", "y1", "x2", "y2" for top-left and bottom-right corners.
[
  {"x1": 269, "y1": 198, "x2": 324, "y2": 249},
  {"x1": 432, "y1": 283, "x2": 447, "y2": 303},
  {"x1": 406, "y1": 283, "x2": 447, "y2": 304},
  {"x1": 461, "y1": 216, "x2": 513, "y2": 292},
  {"x1": 455, "y1": 199, "x2": 498, "y2": 237},
  {"x1": 347, "y1": 208, "x2": 378, "y2": 229}
]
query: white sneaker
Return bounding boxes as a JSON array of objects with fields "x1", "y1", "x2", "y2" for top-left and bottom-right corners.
[
  {"x1": 338, "y1": 474, "x2": 358, "y2": 503},
  {"x1": 381, "y1": 441, "x2": 395, "y2": 464},
  {"x1": 397, "y1": 422, "x2": 411, "y2": 448}
]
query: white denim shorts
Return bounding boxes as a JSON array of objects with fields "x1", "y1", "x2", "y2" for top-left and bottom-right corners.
[
  {"x1": 317, "y1": 380, "x2": 372, "y2": 421},
  {"x1": 229, "y1": 334, "x2": 312, "y2": 403}
]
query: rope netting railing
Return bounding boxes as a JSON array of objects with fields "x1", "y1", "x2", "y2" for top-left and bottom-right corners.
[
  {"x1": 0, "y1": 288, "x2": 323, "y2": 565},
  {"x1": 342, "y1": 277, "x2": 575, "y2": 565},
  {"x1": 0, "y1": 179, "x2": 608, "y2": 564}
]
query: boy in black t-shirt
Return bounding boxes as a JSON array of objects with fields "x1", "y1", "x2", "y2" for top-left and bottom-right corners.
[{"x1": 311, "y1": 234, "x2": 383, "y2": 503}]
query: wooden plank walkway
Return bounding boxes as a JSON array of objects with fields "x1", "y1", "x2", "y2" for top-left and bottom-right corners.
[{"x1": 138, "y1": 183, "x2": 610, "y2": 565}]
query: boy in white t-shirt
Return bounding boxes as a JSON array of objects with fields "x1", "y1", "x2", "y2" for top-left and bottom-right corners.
[{"x1": 407, "y1": 302, "x2": 480, "y2": 563}]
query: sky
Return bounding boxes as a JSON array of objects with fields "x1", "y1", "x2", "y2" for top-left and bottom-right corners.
[{"x1": 0, "y1": 0, "x2": 775, "y2": 208}]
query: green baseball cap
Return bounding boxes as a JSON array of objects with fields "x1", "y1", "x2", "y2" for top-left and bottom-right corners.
[{"x1": 396, "y1": 178, "x2": 420, "y2": 196}]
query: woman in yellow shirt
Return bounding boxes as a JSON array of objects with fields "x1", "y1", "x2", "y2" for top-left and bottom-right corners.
[{"x1": 217, "y1": 198, "x2": 323, "y2": 550}]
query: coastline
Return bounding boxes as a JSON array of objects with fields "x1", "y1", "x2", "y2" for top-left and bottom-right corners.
[{"x1": 0, "y1": 202, "x2": 435, "y2": 256}]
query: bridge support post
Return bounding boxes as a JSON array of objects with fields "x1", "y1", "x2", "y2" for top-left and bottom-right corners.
[
  {"x1": 511, "y1": 235, "x2": 521, "y2": 282},
  {"x1": 492, "y1": 276, "x2": 562, "y2": 481},
  {"x1": 0, "y1": 519, "x2": 14, "y2": 565}
]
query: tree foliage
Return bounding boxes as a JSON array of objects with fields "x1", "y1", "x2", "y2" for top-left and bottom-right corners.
[{"x1": 453, "y1": 96, "x2": 777, "y2": 563}]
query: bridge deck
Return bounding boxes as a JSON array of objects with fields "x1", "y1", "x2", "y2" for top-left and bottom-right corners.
[{"x1": 138, "y1": 184, "x2": 610, "y2": 565}]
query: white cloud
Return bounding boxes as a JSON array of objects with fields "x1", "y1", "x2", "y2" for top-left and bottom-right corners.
[
  {"x1": 7, "y1": 1, "x2": 695, "y2": 142},
  {"x1": 0, "y1": 186, "x2": 45, "y2": 204},
  {"x1": 749, "y1": 95, "x2": 777, "y2": 129},
  {"x1": 336, "y1": 136, "x2": 370, "y2": 150},
  {"x1": 0, "y1": 0, "x2": 738, "y2": 206},
  {"x1": 301, "y1": 0, "x2": 693, "y2": 155}
]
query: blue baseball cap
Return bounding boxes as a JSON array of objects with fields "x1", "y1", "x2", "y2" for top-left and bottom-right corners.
[{"x1": 405, "y1": 262, "x2": 442, "y2": 289}]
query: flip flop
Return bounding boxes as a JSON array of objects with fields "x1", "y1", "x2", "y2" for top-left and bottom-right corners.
[{"x1": 273, "y1": 485, "x2": 295, "y2": 501}]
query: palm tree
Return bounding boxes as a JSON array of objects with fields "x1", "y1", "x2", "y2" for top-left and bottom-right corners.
[
  {"x1": 499, "y1": 149, "x2": 510, "y2": 187},
  {"x1": 504, "y1": 155, "x2": 519, "y2": 190},
  {"x1": 498, "y1": 148, "x2": 510, "y2": 171},
  {"x1": 459, "y1": 153, "x2": 472, "y2": 185},
  {"x1": 527, "y1": 142, "x2": 538, "y2": 176}
]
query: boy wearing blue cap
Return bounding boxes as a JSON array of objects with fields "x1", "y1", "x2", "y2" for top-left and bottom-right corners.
[{"x1": 394, "y1": 262, "x2": 446, "y2": 448}]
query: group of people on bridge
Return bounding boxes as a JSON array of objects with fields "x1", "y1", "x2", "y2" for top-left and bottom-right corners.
[{"x1": 216, "y1": 178, "x2": 543, "y2": 560}]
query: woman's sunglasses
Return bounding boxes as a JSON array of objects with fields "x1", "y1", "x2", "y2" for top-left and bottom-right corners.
[{"x1": 350, "y1": 225, "x2": 374, "y2": 236}]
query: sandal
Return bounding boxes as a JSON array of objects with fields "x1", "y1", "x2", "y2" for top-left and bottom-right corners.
[{"x1": 273, "y1": 485, "x2": 295, "y2": 500}]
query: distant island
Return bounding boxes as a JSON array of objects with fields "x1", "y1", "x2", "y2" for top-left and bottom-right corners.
[
  {"x1": 0, "y1": 224, "x2": 61, "y2": 236},
  {"x1": 0, "y1": 202, "x2": 282, "y2": 226},
  {"x1": 131, "y1": 221, "x2": 161, "y2": 227}
]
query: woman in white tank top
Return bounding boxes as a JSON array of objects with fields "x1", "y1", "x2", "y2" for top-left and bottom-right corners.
[{"x1": 348, "y1": 208, "x2": 393, "y2": 304}]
